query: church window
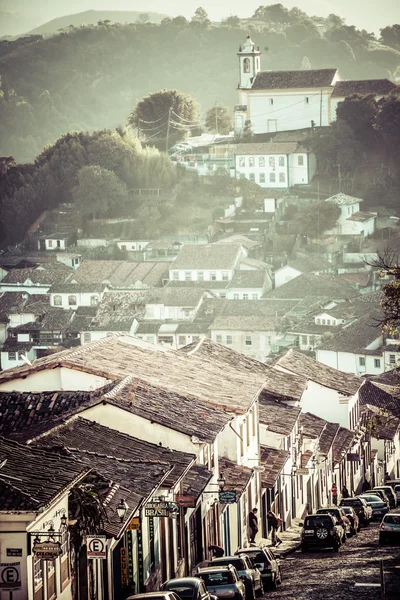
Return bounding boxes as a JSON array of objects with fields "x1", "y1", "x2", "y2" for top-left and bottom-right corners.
[
  {"x1": 239, "y1": 157, "x2": 245, "y2": 168},
  {"x1": 269, "y1": 173, "x2": 276, "y2": 183},
  {"x1": 278, "y1": 156, "x2": 285, "y2": 167},
  {"x1": 243, "y1": 58, "x2": 250, "y2": 73},
  {"x1": 269, "y1": 157, "x2": 275, "y2": 168},
  {"x1": 279, "y1": 172, "x2": 286, "y2": 183},
  {"x1": 248, "y1": 157, "x2": 255, "y2": 167},
  {"x1": 259, "y1": 157, "x2": 265, "y2": 167}
]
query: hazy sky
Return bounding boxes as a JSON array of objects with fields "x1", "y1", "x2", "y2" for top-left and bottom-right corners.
[{"x1": 3, "y1": 0, "x2": 400, "y2": 33}]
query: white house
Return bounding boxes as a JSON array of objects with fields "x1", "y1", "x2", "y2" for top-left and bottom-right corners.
[
  {"x1": 209, "y1": 315, "x2": 280, "y2": 361},
  {"x1": 274, "y1": 254, "x2": 333, "y2": 288},
  {"x1": 325, "y1": 193, "x2": 376, "y2": 237},
  {"x1": 49, "y1": 283, "x2": 106, "y2": 309},
  {"x1": 37, "y1": 232, "x2": 74, "y2": 251},
  {"x1": 169, "y1": 244, "x2": 244, "y2": 282},
  {"x1": 233, "y1": 142, "x2": 316, "y2": 188}
]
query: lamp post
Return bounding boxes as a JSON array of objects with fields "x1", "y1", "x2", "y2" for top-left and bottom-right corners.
[{"x1": 116, "y1": 499, "x2": 129, "y2": 523}]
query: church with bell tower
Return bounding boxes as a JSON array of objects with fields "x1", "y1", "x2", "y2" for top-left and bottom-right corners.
[{"x1": 237, "y1": 34, "x2": 262, "y2": 90}]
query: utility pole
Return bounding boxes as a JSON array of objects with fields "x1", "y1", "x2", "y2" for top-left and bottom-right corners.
[
  {"x1": 165, "y1": 106, "x2": 172, "y2": 153},
  {"x1": 215, "y1": 101, "x2": 219, "y2": 135},
  {"x1": 319, "y1": 89, "x2": 323, "y2": 128},
  {"x1": 338, "y1": 163, "x2": 342, "y2": 192}
]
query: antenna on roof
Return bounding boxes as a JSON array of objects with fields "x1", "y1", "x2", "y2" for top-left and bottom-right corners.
[{"x1": 20, "y1": 354, "x2": 32, "y2": 367}]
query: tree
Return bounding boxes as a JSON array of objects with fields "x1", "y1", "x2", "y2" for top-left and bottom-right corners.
[
  {"x1": 294, "y1": 201, "x2": 341, "y2": 238},
  {"x1": 221, "y1": 15, "x2": 241, "y2": 28},
  {"x1": 380, "y1": 25, "x2": 400, "y2": 48},
  {"x1": 72, "y1": 165, "x2": 128, "y2": 219},
  {"x1": 241, "y1": 119, "x2": 253, "y2": 142},
  {"x1": 253, "y1": 4, "x2": 289, "y2": 23},
  {"x1": 205, "y1": 105, "x2": 233, "y2": 134},
  {"x1": 337, "y1": 94, "x2": 379, "y2": 147},
  {"x1": 376, "y1": 97, "x2": 400, "y2": 174},
  {"x1": 191, "y1": 7, "x2": 210, "y2": 28},
  {"x1": 136, "y1": 13, "x2": 150, "y2": 24},
  {"x1": 127, "y1": 89, "x2": 200, "y2": 146}
]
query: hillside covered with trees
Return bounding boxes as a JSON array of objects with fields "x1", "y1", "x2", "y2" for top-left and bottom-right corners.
[{"x1": 1, "y1": 5, "x2": 400, "y2": 162}]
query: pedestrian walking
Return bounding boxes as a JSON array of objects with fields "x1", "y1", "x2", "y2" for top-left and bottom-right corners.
[
  {"x1": 209, "y1": 544, "x2": 224, "y2": 557},
  {"x1": 267, "y1": 510, "x2": 282, "y2": 546},
  {"x1": 331, "y1": 482, "x2": 338, "y2": 505},
  {"x1": 341, "y1": 485, "x2": 350, "y2": 498},
  {"x1": 248, "y1": 507, "x2": 259, "y2": 544},
  {"x1": 362, "y1": 478, "x2": 371, "y2": 492}
]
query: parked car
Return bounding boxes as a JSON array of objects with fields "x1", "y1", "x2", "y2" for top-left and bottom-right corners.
[
  {"x1": 316, "y1": 507, "x2": 351, "y2": 541},
  {"x1": 196, "y1": 566, "x2": 246, "y2": 600},
  {"x1": 369, "y1": 489, "x2": 390, "y2": 507},
  {"x1": 234, "y1": 546, "x2": 282, "y2": 591},
  {"x1": 300, "y1": 514, "x2": 341, "y2": 553},
  {"x1": 128, "y1": 594, "x2": 181, "y2": 600},
  {"x1": 379, "y1": 511, "x2": 400, "y2": 544},
  {"x1": 339, "y1": 497, "x2": 372, "y2": 526},
  {"x1": 394, "y1": 485, "x2": 400, "y2": 505},
  {"x1": 340, "y1": 506, "x2": 360, "y2": 535},
  {"x1": 209, "y1": 556, "x2": 262, "y2": 600},
  {"x1": 373, "y1": 486, "x2": 397, "y2": 509},
  {"x1": 161, "y1": 578, "x2": 218, "y2": 600},
  {"x1": 359, "y1": 494, "x2": 389, "y2": 520}
]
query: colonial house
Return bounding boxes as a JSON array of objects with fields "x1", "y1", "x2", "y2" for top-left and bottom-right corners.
[
  {"x1": 324, "y1": 193, "x2": 376, "y2": 237},
  {"x1": 233, "y1": 142, "x2": 317, "y2": 188},
  {"x1": 330, "y1": 79, "x2": 398, "y2": 116},
  {"x1": 36, "y1": 231, "x2": 76, "y2": 252},
  {"x1": 49, "y1": 283, "x2": 107, "y2": 309},
  {"x1": 70, "y1": 260, "x2": 169, "y2": 289},
  {"x1": 169, "y1": 244, "x2": 244, "y2": 283},
  {"x1": 274, "y1": 254, "x2": 334, "y2": 288},
  {"x1": 0, "y1": 264, "x2": 72, "y2": 294}
]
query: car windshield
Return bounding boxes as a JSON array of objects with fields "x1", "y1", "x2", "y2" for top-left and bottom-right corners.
[
  {"x1": 304, "y1": 516, "x2": 332, "y2": 528},
  {"x1": 395, "y1": 486, "x2": 400, "y2": 492},
  {"x1": 213, "y1": 559, "x2": 244, "y2": 571},
  {"x1": 384, "y1": 515, "x2": 400, "y2": 524},
  {"x1": 341, "y1": 507, "x2": 353, "y2": 515},
  {"x1": 341, "y1": 499, "x2": 360, "y2": 506},
  {"x1": 165, "y1": 586, "x2": 195, "y2": 599},
  {"x1": 317, "y1": 509, "x2": 340, "y2": 518},
  {"x1": 376, "y1": 488, "x2": 394, "y2": 497},
  {"x1": 200, "y1": 572, "x2": 234, "y2": 586},
  {"x1": 361, "y1": 496, "x2": 382, "y2": 503}
]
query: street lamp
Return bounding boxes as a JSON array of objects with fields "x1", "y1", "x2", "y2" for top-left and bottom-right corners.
[
  {"x1": 116, "y1": 499, "x2": 129, "y2": 522},
  {"x1": 217, "y1": 474, "x2": 226, "y2": 491}
]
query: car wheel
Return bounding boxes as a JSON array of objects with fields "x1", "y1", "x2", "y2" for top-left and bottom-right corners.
[{"x1": 255, "y1": 584, "x2": 263, "y2": 598}]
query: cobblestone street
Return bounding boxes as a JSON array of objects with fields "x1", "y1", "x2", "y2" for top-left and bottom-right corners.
[{"x1": 268, "y1": 523, "x2": 400, "y2": 600}]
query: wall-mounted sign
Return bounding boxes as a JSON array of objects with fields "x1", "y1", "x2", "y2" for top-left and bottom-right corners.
[
  {"x1": 347, "y1": 453, "x2": 360, "y2": 462},
  {"x1": 176, "y1": 495, "x2": 196, "y2": 508},
  {"x1": 87, "y1": 535, "x2": 107, "y2": 560},
  {"x1": 121, "y1": 547, "x2": 128, "y2": 587},
  {"x1": 296, "y1": 468, "x2": 309, "y2": 475},
  {"x1": 127, "y1": 517, "x2": 141, "y2": 531},
  {"x1": 0, "y1": 562, "x2": 21, "y2": 591},
  {"x1": 219, "y1": 490, "x2": 237, "y2": 504},
  {"x1": 32, "y1": 541, "x2": 62, "y2": 561},
  {"x1": 145, "y1": 501, "x2": 179, "y2": 517},
  {"x1": 6, "y1": 549, "x2": 22, "y2": 558}
]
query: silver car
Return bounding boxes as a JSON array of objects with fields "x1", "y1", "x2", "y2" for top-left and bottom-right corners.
[
  {"x1": 379, "y1": 511, "x2": 400, "y2": 544},
  {"x1": 359, "y1": 494, "x2": 389, "y2": 520},
  {"x1": 196, "y1": 566, "x2": 246, "y2": 600}
]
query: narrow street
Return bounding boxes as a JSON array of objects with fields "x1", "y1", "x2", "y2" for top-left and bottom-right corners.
[{"x1": 269, "y1": 523, "x2": 400, "y2": 600}]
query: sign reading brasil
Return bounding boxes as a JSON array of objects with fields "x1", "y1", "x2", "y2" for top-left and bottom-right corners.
[{"x1": 145, "y1": 501, "x2": 179, "y2": 517}]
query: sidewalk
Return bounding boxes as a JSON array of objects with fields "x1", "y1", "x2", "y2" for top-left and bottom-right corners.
[{"x1": 258, "y1": 517, "x2": 302, "y2": 557}]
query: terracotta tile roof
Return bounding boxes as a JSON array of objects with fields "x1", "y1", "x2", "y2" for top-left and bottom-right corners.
[
  {"x1": 229, "y1": 270, "x2": 268, "y2": 288},
  {"x1": 1, "y1": 264, "x2": 71, "y2": 285},
  {"x1": 286, "y1": 254, "x2": 333, "y2": 273},
  {"x1": 317, "y1": 310, "x2": 383, "y2": 353},
  {"x1": 318, "y1": 422, "x2": 340, "y2": 456},
  {"x1": 213, "y1": 236, "x2": 261, "y2": 250},
  {"x1": 0, "y1": 436, "x2": 89, "y2": 510},
  {"x1": 252, "y1": 69, "x2": 337, "y2": 90},
  {"x1": 271, "y1": 128, "x2": 314, "y2": 143},
  {"x1": 332, "y1": 427, "x2": 354, "y2": 465},
  {"x1": 299, "y1": 412, "x2": 327, "y2": 438},
  {"x1": 182, "y1": 464, "x2": 213, "y2": 500},
  {"x1": 325, "y1": 193, "x2": 363, "y2": 206},
  {"x1": 219, "y1": 457, "x2": 253, "y2": 496},
  {"x1": 49, "y1": 283, "x2": 106, "y2": 294},
  {"x1": 332, "y1": 79, "x2": 397, "y2": 97},
  {"x1": 273, "y1": 349, "x2": 361, "y2": 396},
  {"x1": 347, "y1": 211, "x2": 376, "y2": 223},
  {"x1": 171, "y1": 244, "x2": 241, "y2": 271},
  {"x1": 149, "y1": 287, "x2": 206, "y2": 307},
  {"x1": 0, "y1": 336, "x2": 266, "y2": 414},
  {"x1": 301, "y1": 449, "x2": 313, "y2": 468},
  {"x1": 102, "y1": 484, "x2": 142, "y2": 539},
  {"x1": 0, "y1": 386, "x2": 114, "y2": 442},
  {"x1": 240, "y1": 257, "x2": 272, "y2": 270},
  {"x1": 1, "y1": 340, "x2": 35, "y2": 352},
  {"x1": 266, "y1": 273, "x2": 358, "y2": 301},
  {"x1": 261, "y1": 369, "x2": 307, "y2": 402},
  {"x1": 35, "y1": 417, "x2": 194, "y2": 492},
  {"x1": 358, "y1": 380, "x2": 400, "y2": 418},
  {"x1": 234, "y1": 142, "x2": 299, "y2": 155},
  {"x1": 70, "y1": 260, "x2": 168, "y2": 287},
  {"x1": 260, "y1": 445, "x2": 290, "y2": 488},
  {"x1": 103, "y1": 376, "x2": 232, "y2": 443},
  {"x1": 259, "y1": 399, "x2": 301, "y2": 435},
  {"x1": 89, "y1": 291, "x2": 148, "y2": 330}
]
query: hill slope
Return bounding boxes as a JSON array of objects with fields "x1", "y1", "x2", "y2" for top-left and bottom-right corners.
[{"x1": 27, "y1": 10, "x2": 169, "y2": 36}]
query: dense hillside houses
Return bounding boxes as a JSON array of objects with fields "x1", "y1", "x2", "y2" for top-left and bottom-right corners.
[{"x1": 234, "y1": 35, "x2": 398, "y2": 134}]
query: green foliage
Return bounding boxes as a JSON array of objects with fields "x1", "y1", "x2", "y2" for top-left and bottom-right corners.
[
  {"x1": 127, "y1": 89, "x2": 200, "y2": 147},
  {"x1": 72, "y1": 165, "x2": 128, "y2": 219},
  {"x1": 336, "y1": 94, "x2": 379, "y2": 146},
  {"x1": 205, "y1": 105, "x2": 233, "y2": 134},
  {"x1": 376, "y1": 97, "x2": 400, "y2": 175},
  {"x1": 380, "y1": 25, "x2": 400, "y2": 49},
  {"x1": 0, "y1": 14, "x2": 398, "y2": 162},
  {"x1": 292, "y1": 201, "x2": 341, "y2": 238}
]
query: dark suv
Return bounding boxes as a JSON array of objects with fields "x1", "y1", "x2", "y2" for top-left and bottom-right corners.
[
  {"x1": 339, "y1": 497, "x2": 372, "y2": 526},
  {"x1": 300, "y1": 514, "x2": 341, "y2": 553}
]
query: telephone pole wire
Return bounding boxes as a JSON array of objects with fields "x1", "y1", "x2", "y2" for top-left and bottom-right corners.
[
  {"x1": 165, "y1": 106, "x2": 172, "y2": 153},
  {"x1": 215, "y1": 101, "x2": 219, "y2": 135}
]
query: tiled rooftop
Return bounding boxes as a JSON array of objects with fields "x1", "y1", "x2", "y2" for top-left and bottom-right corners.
[
  {"x1": 219, "y1": 456, "x2": 253, "y2": 495},
  {"x1": 332, "y1": 79, "x2": 397, "y2": 98},
  {"x1": 171, "y1": 244, "x2": 241, "y2": 271},
  {"x1": 266, "y1": 273, "x2": 358, "y2": 301},
  {"x1": 318, "y1": 422, "x2": 340, "y2": 456},
  {"x1": 1, "y1": 263, "x2": 71, "y2": 285},
  {"x1": 259, "y1": 400, "x2": 301, "y2": 436},
  {"x1": 70, "y1": 260, "x2": 168, "y2": 288},
  {"x1": 325, "y1": 193, "x2": 363, "y2": 206},
  {"x1": 331, "y1": 427, "x2": 354, "y2": 465},
  {"x1": 234, "y1": 142, "x2": 299, "y2": 156},
  {"x1": 299, "y1": 412, "x2": 327, "y2": 439},
  {"x1": 252, "y1": 69, "x2": 337, "y2": 90},
  {"x1": 317, "y1": 310, "x2": 383, "y2": 353},
  {"x1": 260, "y1": 445, "x2": 290, "y2": 488}
]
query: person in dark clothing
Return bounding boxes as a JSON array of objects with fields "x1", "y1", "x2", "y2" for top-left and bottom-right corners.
[
  {"x1": 331, "y1": 483, "x2": 338, "y2": 505},
  {"x1": 362, "y1": 479, "x2": 371, "y2": 492},
  {"x1": 209, "y1": 544, "x2": 224, "y2": 557},
  {"x1": 341, "y1": 485, "x2": 350, "y2": 498},
  {"x1": 267, "y1": 510, "x2": 282, "y2": 546},
  {"x1": 248, "y1": 508, "x2": 259, "y2": 544}
]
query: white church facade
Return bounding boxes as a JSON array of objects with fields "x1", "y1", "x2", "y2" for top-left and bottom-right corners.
[{"x1": 235, "y1": 35, "x2": 398, "y2": 135}]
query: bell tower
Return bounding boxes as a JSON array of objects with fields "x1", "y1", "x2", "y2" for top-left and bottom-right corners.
[{"x1": 237, "y1": 35, "x2": 261, "y2": 89}]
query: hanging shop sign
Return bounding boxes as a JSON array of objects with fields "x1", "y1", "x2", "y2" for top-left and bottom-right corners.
[
  {"x1": 347, "y1": 453, "x2": 360, "y2": 462},
  {"x1": 32, "y1": 541, "x2": 62, "y2": 561},
  {"x1": 127, "y1": 517, "x2": 141, "y2": 531},
  {"x1": 219, "y1": 490, "x2": 237, "y2": 504},
  {"x1": 145, "y1": 501, "x2": 179, "y2": 517},
  {"x1": 296, "y1": 468, "x2": 309, "y2": 475},
  {"x1": 175, "y1": 495, "x2": 196, "y2": 508}
]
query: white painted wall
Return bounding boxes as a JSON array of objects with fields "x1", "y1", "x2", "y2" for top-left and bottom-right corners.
[
  {"x1": 274, "y1": 265, "x2": 302, "y2": 288},
  {"x1": 210, "y1": 329, "x2": 277, "y2": 362},
  {"x1": 0, "y1": 367, "x2": 110, "y2": 392},
  {"x1": 168, "y1": 269, "x2": 235, "y2": 282},
  {"x1": 50, "y1": 291, "x2": 103, "y2": 309},
  {"x1": 316, "y1": 349, "x2": 384, "y2": 376},
  {"x1": 235, "y1": 154, "x2": 289, "y2": 188}
]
